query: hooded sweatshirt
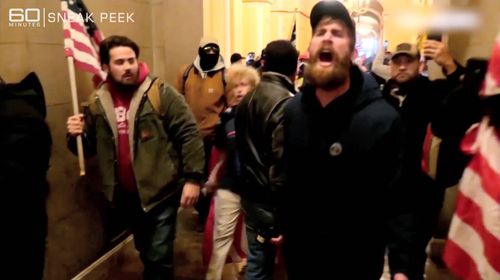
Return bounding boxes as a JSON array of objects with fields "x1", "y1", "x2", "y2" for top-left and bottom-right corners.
[{"x1": 108, "y1": 62, "x2": 149, "y2": 192}]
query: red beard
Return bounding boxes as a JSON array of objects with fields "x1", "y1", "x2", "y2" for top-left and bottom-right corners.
[{"x1": 305, "y1": 48, "x2": 351, "y2": 90}]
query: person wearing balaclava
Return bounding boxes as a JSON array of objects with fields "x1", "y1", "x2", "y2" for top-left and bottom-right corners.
[
  {"x1": 278, "y1": 1, "x2": 416, "y2": 280},
  {"x1": 176, "y1": 36, "x2": 228, "y2": 231}
]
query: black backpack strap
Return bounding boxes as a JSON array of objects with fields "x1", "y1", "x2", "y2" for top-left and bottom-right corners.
[{"x1": 181, "y1": 64, "x2": 194, "y2": 95}]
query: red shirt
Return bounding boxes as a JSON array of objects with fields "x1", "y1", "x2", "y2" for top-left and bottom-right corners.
[{"x1": 107, "y1": 63, "x2": 150, "y2": 192}]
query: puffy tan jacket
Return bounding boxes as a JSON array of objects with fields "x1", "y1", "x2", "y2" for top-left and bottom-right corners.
[{"x1": 69, "y1": 76, "x2": 205, "y2": 212}]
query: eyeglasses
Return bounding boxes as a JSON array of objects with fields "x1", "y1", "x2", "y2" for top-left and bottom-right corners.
[{"x1": 203, "y1": 45, "x2": 219, "y2": 53}]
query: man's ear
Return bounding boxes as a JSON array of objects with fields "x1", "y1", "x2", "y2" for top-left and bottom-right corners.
[{"x1": 102, "y1": 64, "x2": 109, "y2": 73}]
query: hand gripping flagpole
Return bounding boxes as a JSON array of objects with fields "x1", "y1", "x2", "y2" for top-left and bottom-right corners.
[
  {"x1": 62, "y1": 0, "x2": 86, "y2": 176},
  {"x1": 67, "y1": 56, "x2": 86, "y2": 176}
]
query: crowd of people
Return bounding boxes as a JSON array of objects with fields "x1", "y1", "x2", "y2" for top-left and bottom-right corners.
[
  {"x1": 63, "y1": 1, "x2": 488, "y2": 279},
  {"x1": 2, "y1": 0, "x2": 490, "y2": 279}
]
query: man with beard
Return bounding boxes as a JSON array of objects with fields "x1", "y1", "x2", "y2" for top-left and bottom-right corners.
[
  {"x1": 66, "y1": 35, "x2": 204, "y2": 280},
  {"x1": 176, "y1": 36, "x2": 227, "y2": 230},
  {"x1": 382, "y1": 42, "x2": 467, "y2": 280},
  {"x1": 279, "y1": 1, "x2": 415, "y2": 279}
]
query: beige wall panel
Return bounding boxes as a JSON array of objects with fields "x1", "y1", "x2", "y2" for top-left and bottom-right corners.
[
  {"x1": 203, "y1": 0, "x2": 229, "y2": 59},
  {"x1": 152, "y1": 46, "x2": 167, "y2": 83},
  {"x1": 0, "y1": 0, "x2": 57, "y2": 43},
  {"x1": 1, "y1": 44, "x2": 75, "y2": 105},
  {"x1": 139, "y1": 46, "x2": 155, "y2": 74},
  {"x1": 0, "y1": 43, "x2": 33, "y2": 83},
  {"x1": 151, "y1": 1, "x2": 165, "y2": 48},
  {"x1": 231, "y1": 0, "x2": 244, "y2": 55},
  {"x1": 43, "y1": 104, "x2": 109, "y2": 280},
  {"x1": 90, "y1": 0, "x2": 153, "y2": 47},
  {"x1": 448, "y1": 0, "x2": 500, "y2": 63},
  {"x1": 162, "y1": 0, "x2": 203, "y2": 85}
]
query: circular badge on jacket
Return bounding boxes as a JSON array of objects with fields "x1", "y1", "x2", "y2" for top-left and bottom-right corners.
[{"x1": 329, "y1": 142, "x2": 343, "y2": 157}]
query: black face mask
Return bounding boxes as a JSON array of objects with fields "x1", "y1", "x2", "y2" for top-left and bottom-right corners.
[{"x1": 199, "y1": 44, "x2": 220, "y2": 71}]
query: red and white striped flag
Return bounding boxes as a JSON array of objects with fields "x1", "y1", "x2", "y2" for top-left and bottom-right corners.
[
  {"x1": 443, "y1": 32, "x2": 500, "y2": 280},
  {"x1": 61, "y1": 0, "x2": 106, "y2": 84}
]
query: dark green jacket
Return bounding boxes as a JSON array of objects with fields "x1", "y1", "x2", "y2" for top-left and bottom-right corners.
[{"x1": 69, "y1": 76, "x2": 204, "y2": 211}]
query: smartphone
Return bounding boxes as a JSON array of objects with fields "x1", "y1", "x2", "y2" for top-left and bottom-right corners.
[
  {"x1": 423, "y1": 32, "x2": 443, "y2": 60},
  {"x1": 246, "y1": 52, "x2": 255, "y2": 64},
  {"x1": 427, "y1": 32, "x2": 442, "y2": 42}
]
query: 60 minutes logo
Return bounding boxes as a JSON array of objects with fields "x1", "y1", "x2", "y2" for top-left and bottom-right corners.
[
  {"x1": 7, "y1": 8, "x2": 135, "y2": 28},
  {"x1": 8, "y1": 8, "x2": 44, "y2": 27}
]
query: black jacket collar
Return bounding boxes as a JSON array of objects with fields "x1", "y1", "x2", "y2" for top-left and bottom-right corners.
[{"x1": 261, "y1": 72, "x2": 296, "y2": 94}]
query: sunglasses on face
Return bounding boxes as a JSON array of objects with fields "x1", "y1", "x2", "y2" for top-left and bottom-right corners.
[{"x1": 203, "y1": 45, "x2": 219, "y2": 53}]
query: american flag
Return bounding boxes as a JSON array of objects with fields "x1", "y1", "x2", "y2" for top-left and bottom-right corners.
[
  {"x1": 61, "y1": 0, "x2": 106, "y2": 83},
  {"x1": 443, "y1": 32, "x2": 500, "y2": 280}
]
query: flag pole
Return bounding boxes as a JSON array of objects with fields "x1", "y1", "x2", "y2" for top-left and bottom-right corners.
[
  {"x1": 290, "y1": 8, "x2": 297, "y2": 47},
  {"x1": 67, "y1": 56, "x2": 86, "y2": 176}
]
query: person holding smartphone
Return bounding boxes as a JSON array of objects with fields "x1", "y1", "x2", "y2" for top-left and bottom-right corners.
[{"x1": 381, "y1": 40, "x2": 466, "y2": 279}]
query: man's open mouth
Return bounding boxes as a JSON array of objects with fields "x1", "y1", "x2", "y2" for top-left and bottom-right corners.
[{"x1": 319, "y1": 50, "x2": 333, "y2": 62}]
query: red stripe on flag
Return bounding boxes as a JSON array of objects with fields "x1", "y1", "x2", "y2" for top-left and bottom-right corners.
[
  {"x1": 444, "y1": 239, "x2": 483, "y2": 280},
  {"x1": 481, "y1": 32, "x2": 500, "y2": 96},
  {"x1": 72, "y1": 39, "x2": 97, "y2": 57},
  {"x1": 468, "y1": 153, "x2": 500, "y2": 202},
  {"x1": 74, "y1": 60, "x2": 101, "y2": 76},
  {"x1": 69, "y1": 21, "x2": 87, "y2": 35},
  {"x1": 454, "y1": 190, "x2": 500, "y2": 271},
  {"x1": 93, "y1": 30, "x2": 104, "y2": 44},
  {"x1": 61, "y1": 0, "x2": 105, "y2": 85},
  {"x1": 421, "y1": 124, "x2": 433, "y2": 174},
  {"x1": 64, "y1": 30, "x2": 97, "y2": 56},
  {"x1": 63, "y1": 29, "x2": 71, "y2": 40}
]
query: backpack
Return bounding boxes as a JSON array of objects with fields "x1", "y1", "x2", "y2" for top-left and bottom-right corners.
[{"x1": 146, "y1": 78, "x2": 167, "y2": 117}]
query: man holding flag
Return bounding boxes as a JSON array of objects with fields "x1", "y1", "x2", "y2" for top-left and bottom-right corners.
[
  {"x1": 66, "y1": 35, "x2": 205, "y2": 280},
  {"x1": 61, "y1": 0, "x2": 107, "y2": 176}
]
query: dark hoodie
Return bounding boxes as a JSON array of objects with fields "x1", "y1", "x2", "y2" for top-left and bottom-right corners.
[{"x1": 281, "y1": 66, "x2": 414, "y2": 278}]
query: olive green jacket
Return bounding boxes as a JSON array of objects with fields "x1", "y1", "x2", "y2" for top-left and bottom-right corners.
[{"x1": 69, "y1": 76, "x2": 205, "y2": 211}]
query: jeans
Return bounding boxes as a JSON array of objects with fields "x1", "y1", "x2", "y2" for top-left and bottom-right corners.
[
  {"x1": 116, "y1": 191, "x2": 179, "y2": 280},
  {"x1": 242, "y1": 200, "x2": 277, "y2": 280}
]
